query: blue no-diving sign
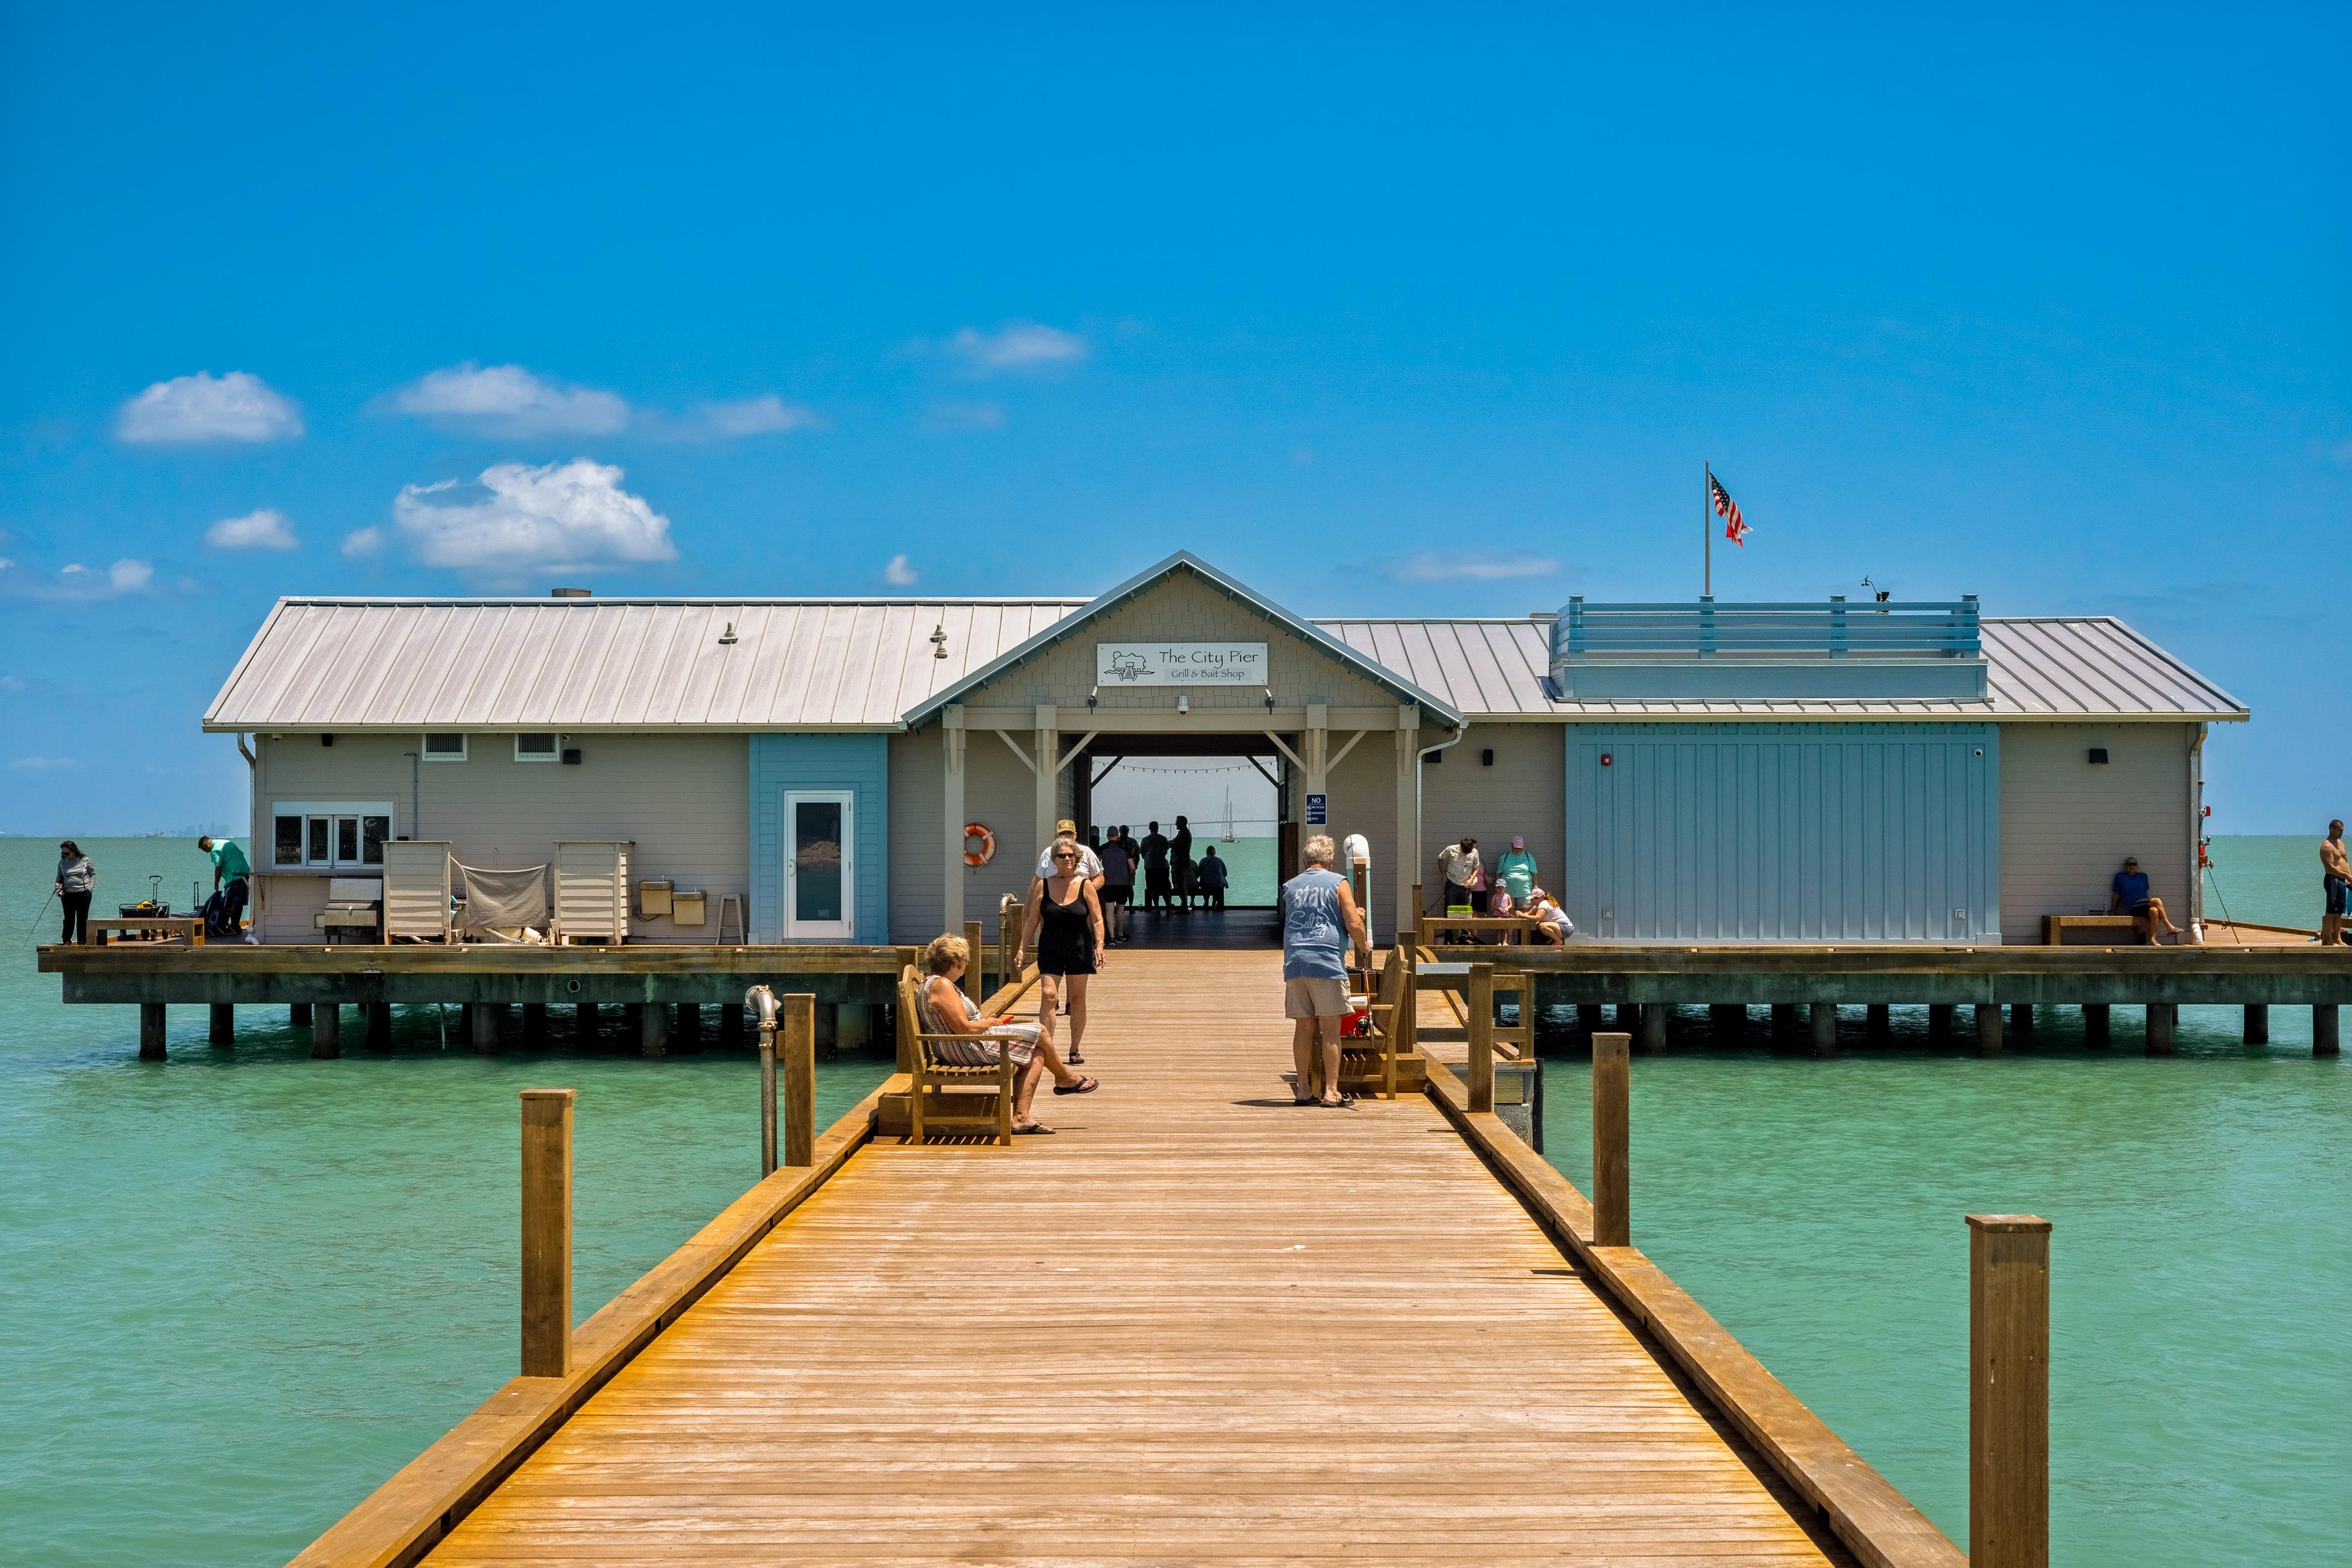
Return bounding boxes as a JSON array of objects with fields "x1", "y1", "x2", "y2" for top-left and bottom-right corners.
[{"x1": 1305, "y1": 792, "x2": 1327, "y2": 826}]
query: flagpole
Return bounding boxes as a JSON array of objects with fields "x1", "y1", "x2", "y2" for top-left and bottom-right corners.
[{"x1": 1703, "y1": 461, "x2": 1712, "y2": 599}]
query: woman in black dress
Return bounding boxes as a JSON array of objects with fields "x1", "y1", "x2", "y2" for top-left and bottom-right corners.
[{"x1": 1019, "y1": 842, "x2": 1108, "y2": 1071}]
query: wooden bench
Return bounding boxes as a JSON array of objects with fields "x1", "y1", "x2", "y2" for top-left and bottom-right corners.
[
  {"x1": 894, "y1": 964, "x2": 1017, "y2": 1145},
  {"x1": 2043, "y1": 914, "x2": 2145, "y2": 946},
  {"x1": 89, "y1": 916, "x2": 204, "y2": 946},
  {"x1": 1328, "y1": 949, "x2": 1429, "y2": 1100}
]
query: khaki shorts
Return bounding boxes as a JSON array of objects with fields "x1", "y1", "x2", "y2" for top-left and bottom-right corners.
[{"x1": 1285, "y1": 976, "x2": 1350, "y2": 1019}]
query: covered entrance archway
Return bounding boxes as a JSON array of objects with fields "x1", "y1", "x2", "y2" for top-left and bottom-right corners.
[{"x1": 1073, "y1": 733, "x2": 1288, "y2": 949}]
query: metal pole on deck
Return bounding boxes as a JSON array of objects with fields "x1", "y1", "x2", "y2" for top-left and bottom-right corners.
[{"x1": 748, "y1": 985, "x2": 780, "y2": 1177}]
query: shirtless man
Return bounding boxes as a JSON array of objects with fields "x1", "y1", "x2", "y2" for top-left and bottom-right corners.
[{"x1": 2323, "y1": 821, "x2": 2350, "y2": 946}]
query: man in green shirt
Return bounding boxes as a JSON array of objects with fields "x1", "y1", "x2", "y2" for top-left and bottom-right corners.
[{"x1": 198, "y1": 835, "x2": 251, "y2": 934}]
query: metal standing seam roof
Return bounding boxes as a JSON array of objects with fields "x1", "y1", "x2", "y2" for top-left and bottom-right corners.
[
  {"x1": 1310, "y1": 615, "x2": 2248, "y2": 722},
  {"x1": 205, "y1": 597, "x2": 2247, "y2": 733},
  {"x1": 203, "y1": 598, "x2": 1088, "y2": 732}
]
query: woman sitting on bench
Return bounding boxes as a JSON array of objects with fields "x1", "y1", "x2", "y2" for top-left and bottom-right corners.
[
  {"x1": 2109, "y1": 856, "x2": 2184, "y2": 944},
  {"x1": 916, "y1": 934, "x2": 1097, "y2": 1136}
]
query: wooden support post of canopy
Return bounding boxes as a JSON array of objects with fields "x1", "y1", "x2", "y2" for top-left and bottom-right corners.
[
  {"x1": 1968, "y1": 1213, "x2": 2050, "y2": 1568},
  {"x1": 519, "y1": 1088, "x2": 574, "y2": 1380},
  {"x1": 1034, "y1": 704, "x2": 1060, "y2": 871},
  {"x1": 1394, "y1": 704, "x2": 1419, "y2": 947},
  {"x1": 783, "y1": 993, "x2": 815, "y2": 1168},
  {"x1": 1466, "y1": 963, "x2": 1494, "y2": 1113},
  {"x1": 1592, "y1": 1031, "x2": 1631, "y2": 1247},
  {"x1": 941, "y1": 704, "x2": 967, "y2": 938}
]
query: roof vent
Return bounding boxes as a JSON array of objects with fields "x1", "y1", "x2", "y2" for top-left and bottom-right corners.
[
  {"x1": 551, "y1": 587, "x2": 592, "y2": 599},
  {"x1": 931, "y1": 622, "x2": 949, "y2": 660}
]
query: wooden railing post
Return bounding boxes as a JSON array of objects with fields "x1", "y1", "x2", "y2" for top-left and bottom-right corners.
[
  {"x1": 783, "y1": 993, "x2": 816, "y2": 1168},
  {"x1": 1467, "y1": 963, "x2": 1495, "y2": 1113},
  {"x1": 1968, "y1": 1213, "x2": 2050, "y2": 1568},
  {"x1": 1592, "y1": 1032, "x2": 1631, "y2": 1247},
  {"x1": 519, "y1": 1088, "x2": 575, "y2": 1379},
  {"x1": 998, "y1": 897, "x2": 1020, "y2": 990},
  {"x1": 964, "y1": 919, "x2": 984, "y2": 1005}
]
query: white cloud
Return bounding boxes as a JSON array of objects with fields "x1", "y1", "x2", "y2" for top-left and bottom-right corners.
[
  {"x1": 116, "y1": 371, "x2": 303, "y2": 444},
  {"x1": 2, "y1": 558, "x2": 156, "y2": 600},
  {"x1": 1386, "y1": 552, "x2": 1563, "y2": 584},
  {"x1": 684, "y1": 395, "x2": 820, "y2": 439},
  {"x1": 341, "y1": 526, "x2": 384, "y2": 558},
  {"x1": 937, "y1": 321, "x2": 1087, "y2": 376},
  {"x1": 0, "y1": 674, "x2": 25, "y2": 693},
  {"x1": 10, "y1": 755, "x2": 74, "y2": 771},
  {"x1": 205, "y1": 508, "x2": 299, "y2": 550},
  {"x1": 392, "y1": 460, "x2": 676, "y2": 572},
  {"x1": 884, "y1": 554, "x2": 918, "y2": 586},
  {"x1": 392, "y1": 363, "x2": 631, "y2": 437}
]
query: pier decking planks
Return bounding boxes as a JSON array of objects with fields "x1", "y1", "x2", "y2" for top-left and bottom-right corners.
[{"x1": 421, "y1": 949, "x2": 1847, "y2": 1566}]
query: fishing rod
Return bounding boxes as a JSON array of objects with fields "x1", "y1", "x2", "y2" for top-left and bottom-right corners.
[{"x1": 21, "y1": 888, "x2": 57, "y2": 947}]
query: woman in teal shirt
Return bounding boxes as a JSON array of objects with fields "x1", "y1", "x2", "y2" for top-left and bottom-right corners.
[{"x1": 1496, "y1": 838, "x2": 1538, "y2": 903}]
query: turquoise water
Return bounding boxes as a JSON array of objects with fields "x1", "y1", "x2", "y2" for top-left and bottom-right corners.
[
  {"x1": 2, "y1": 835, "x2": 2345, "y2": 1564},
  {"x1": 0, "y1": 838, "x2": 894, "y2": 1567},
  {"x1": 1530, "y1": 836, "x2": 2351, "y2": 1564}
]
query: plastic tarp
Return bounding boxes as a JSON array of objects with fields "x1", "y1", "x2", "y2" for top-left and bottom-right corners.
[{"x1": 453, "y1": 861, "x2": 549, "y2": 939}]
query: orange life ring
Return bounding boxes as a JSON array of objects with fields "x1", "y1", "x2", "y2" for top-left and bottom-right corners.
[{"x1": 963, "y1": 823, "x2": 996, "y2": 867}]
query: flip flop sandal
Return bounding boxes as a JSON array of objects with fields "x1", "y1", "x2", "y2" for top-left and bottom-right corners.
[
  {"x1": 1052, "y1": 1075, "x2": 1101, "y2": 1096},
  {"x1": 1012, "y1": 1122, "x2": 1057, "y2": 1135},
  {"x1": 1319, "y1": 1095, "x2": 1356, "y2": 1108},
  {"x1": 1067, "y1": 1051, "x2": 1086, "y2": 1064}
]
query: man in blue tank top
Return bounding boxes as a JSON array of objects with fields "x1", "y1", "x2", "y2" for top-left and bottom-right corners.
[{"x1": 1280, "y1": 833, "x2": 1370, "y2": 1107}]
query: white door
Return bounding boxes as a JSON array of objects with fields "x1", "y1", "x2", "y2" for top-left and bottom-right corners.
[{"x1": 783, "y1": 790, "x2": 855, "y2": 940}]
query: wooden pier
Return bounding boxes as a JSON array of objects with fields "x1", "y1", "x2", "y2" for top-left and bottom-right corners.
[{"x1": 291, "y1": 947, "x2": 1997, "y2": 1568}]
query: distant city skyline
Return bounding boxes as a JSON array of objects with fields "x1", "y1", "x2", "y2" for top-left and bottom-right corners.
[{"x1": 2, "y1": 10, "x2": 2345, "y2": 832}]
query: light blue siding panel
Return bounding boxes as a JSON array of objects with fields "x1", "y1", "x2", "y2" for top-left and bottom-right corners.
[
  {"x1": 1562, "y1": 723, "x2": 2000, "y2": 943},
  {"x1": 748, "y1": 733, "x2": 890, "y2": 944}
]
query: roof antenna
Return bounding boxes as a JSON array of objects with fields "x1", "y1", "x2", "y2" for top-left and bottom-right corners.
[{"x1": 930, "y1": 622, "x2": 949, "y2": 659}]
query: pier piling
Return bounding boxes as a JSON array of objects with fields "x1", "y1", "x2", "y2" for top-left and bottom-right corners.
[
  {"x1": 365, "y1": 1002, "x2": 393, "y2": 1051},
  {"x1": 2316, "y1": 1004, "x2": 2340, "y2": 1056},
  {"x1": 311, "y1": 1002, "x2": 341, "y2": 1058},
  {"x1": 2009, "y1": 1003, "x2": 2034, "y2": 1041},
  {"x1": 288, "y1": 1002, "x2": 311, "y2": 1028},
  {"x1": 784, "y1": 993, "x2": 816, "y2": 1167},
  {"x1": 1710, "y1": 1003, "x2": 1746, "y2": 1038},
  {"x1": 2082, "y1": 1004, "x2": 2110, "y2": 1046},
  {"x1": 721, "y1": 1002, "x2": 744, "y2": 1046},
  {"x1": 1466, "y1": 965, "x2": 1496, "y2": 1111},
  {"x1": 1578, "y1": 1004, "x2": 1604, "y2": 1034},
  {"x1": 1974, "y1": 1002, "x2": 2003, "y2": 1056},
  {"x1": 1968, "y1": 1213, "x2": 2051, "y2": 1568},
  {"x1": 2242, "y1": 1004, "x2": 2267, "y2": 1045},
  {"x1": 574, "y1": 1001, "x2": 598, "y2": 1045},
  {"x1": 1614, "y1": 1002, "x2": 1639, "y2": 1034},
  {"x1": 1640, "y1": 1001, "x2": 1668, "y2": 1054},
  {"x1": 2145, "y1": 1002, "x2": 2175, "y2": 1056},
  {"x1": 1929, "y1": 1003, "x2": 1953, "y2": 1043},
  {"x1": 520, "y1": 1002, "x2": 546, "y2": 1046},
  {"x1": 1865, "y1": 1004, "x2": 1891, "y2": 1043},
  {"x1": 139, "y1": 1002, "x2": 166, "y2": 1060},
  {"x1": 519, "y1": 1088, "x2": 575, "y2": 1380},
  {"x1": 1592, "y1": 1032, "x2": 1631, "y2": 1247},
  {"x1": 1809, "y1": 1002, "x2": 1836, "y2": 1057},
  {"x1": 208, "y1": 1002, "x2": 234, "y2": 1046},
  {"x1": 640, "y1": 1002, "x2": 668, "y2": 1057},
  {"x1": 676, "y1": 1002, "x2": 703, "y2": 1052},
  {"x1": 469, "y1": 1002, "x2": 499, "y2": 1055},
  {"x1": 1771, "y1": 1002, "x2": 1798, "y2": 1037}
]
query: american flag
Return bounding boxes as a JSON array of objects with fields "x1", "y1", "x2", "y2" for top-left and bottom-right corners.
[{"x1": 1710, "y1": 471, "x2": 1750, "y2": 546}]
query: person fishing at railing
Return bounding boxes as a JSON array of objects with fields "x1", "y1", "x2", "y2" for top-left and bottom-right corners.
[
  {"x1": 54, "y1": 841, "x2": 95, "y2": 944},
  {"x1": 917, "y1": 934, "x2": 1097, "y2": 1136}
]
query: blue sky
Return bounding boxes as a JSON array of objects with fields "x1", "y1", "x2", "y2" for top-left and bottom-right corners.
[{"x1": 2, "y1": 6, "x2": 2345, "y2": 833}]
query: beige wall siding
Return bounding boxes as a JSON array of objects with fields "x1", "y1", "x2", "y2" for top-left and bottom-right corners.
[
  {"x1": 1418, "y1": 723, "x2": 1567, "y2": 914},
  {"x1": 248, "y1": 732, "x2": 748, "y2": 943},
  {"x1": 887, "y1": 726, "x2": 1045, "y2": 942},
  {"x1": 1317, "y1": 727, "x2": 1412, "y2": 942},
  {"x1": 1999, "y1": 722, "x2": 2195, "y2": 941},
  {"x1": 958, "y1": 572, "x2": 1404, "y2": 715}
]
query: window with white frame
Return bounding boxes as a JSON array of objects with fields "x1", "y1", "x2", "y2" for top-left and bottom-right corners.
[
  {"x1": 422, "y1": 732, "x2": 467, "y2": 762},
  {"x1": 272, "y1": 802, "x2": 395, "y2": 869},
  {"x1": 514, "y1": 732, "x2": 558, "y2": 762}
]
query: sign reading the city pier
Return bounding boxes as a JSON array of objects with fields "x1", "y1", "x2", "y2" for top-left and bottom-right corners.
[{"x1": 1095, "y1": 642, "x2": 1268, "y2": 686}]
